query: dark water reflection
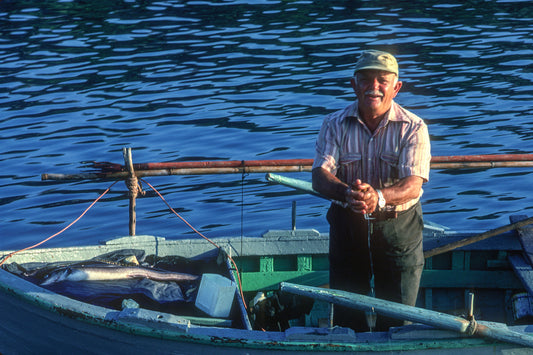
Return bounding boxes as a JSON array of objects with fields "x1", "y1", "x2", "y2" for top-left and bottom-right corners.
[{"x1": 1, "y1": 0, "x2": 532, "y2": 249}]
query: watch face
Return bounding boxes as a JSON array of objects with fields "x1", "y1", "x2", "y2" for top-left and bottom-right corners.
[
  {"x1": 379, "y1": 198, "x2": 385, "y2": 208},
  {"x1": 377, "y1": 190, "x2": 385, "y2": 208}
]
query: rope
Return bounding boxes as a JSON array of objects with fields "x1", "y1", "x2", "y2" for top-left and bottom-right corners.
[
  {"x1": 0, "y1": 181, "x2": 118, "y2": 267},
  {"x1": 1, "y1": 176, "x2": 248, "y2": 310},
  {"x1": 125, "y1": 175, "x2": 145, "y2": 198},
  {"x1": 140, "y1": 178, "x2": 248, "y2": 310}
]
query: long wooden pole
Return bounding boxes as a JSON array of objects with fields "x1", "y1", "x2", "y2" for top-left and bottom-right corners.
[
  {"x1": 423, "y1": 215, "x2": 533, "y2": 258},
  {"x1": 123, "y1": 147, "x2": 136, "y2": 236},
  {"x1": 42, "y1": 165, "x2": 312, "y2": 180},
  {"x1": 42, "y1": 154, "x2": 533, "y2": 181},
  {"x1": 280, "y1": 282, "x2": 533, "y2": 348},
  {"x1": 91, "y1": 154, "x2": 533, "y2": 171}
]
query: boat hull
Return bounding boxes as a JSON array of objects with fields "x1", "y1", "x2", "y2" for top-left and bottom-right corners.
[{"x1": 1, "y1": 233, "x2": 532, "y2": 354}]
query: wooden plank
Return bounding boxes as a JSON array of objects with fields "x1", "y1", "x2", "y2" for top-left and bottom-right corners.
[
  {"x1": 510, "y1": 215, "x2": 533, "y2": 266},
  {"x1": 259, "y1": 256, "x2": 274, "y2": 273},
  {"x1": 297, "y1": 255, "x2": 312, "y2": 272},
  {"x1": 424, "y1": 288, "x2": 433, "y2": 310},
  {"x1": 508, "y1": 254, "x2": 533, "y2": 296},
  {"x1": 451, "y1": 251, "x2": 465, "y2": 270},
  {"x1": 241, "y1": 271, "x2": 328, "y2": 291}
]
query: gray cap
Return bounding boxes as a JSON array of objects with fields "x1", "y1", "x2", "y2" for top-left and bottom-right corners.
[{"x1": 353, "y1": 50, "x2": 399, "y2": 76}]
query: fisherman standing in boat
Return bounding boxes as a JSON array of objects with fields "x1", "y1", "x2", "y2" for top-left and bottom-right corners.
[{"x1": 312, "y1": 50, "x2": 431, "y2": 331}]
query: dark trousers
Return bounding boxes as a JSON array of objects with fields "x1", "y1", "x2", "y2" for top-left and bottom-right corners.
[{"x1": 327, "y1": 202, "x2": 425, "y2": 332}]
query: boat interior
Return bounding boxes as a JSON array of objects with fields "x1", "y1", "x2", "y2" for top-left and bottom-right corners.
[{"x1": 3, "y1": 220, "x2": 533, "y2": 334}]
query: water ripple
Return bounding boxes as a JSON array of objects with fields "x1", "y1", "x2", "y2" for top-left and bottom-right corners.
[{"x1": 0, "y1": 0, "x2": 532, "y2": 248}]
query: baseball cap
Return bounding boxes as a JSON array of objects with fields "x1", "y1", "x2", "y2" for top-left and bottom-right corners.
[{"x1": 353, "y1": 50, "x2": 399, "y2": 76}]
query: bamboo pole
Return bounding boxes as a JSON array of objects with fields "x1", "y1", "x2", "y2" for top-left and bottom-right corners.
[
  {"x1": 128, "y1": 158, "x2": 314, "y2": 170},
  {"x1": 431, "y1": 161, "x2": 533, "y2": 169},
  {"x1": 41, "y1": 165, "x2": 313, "y2": 180},
  {"x1": 41, "y1": 154, "x2": 533, "y2": 181},
  {"x1": 431, "y1": 154, "x2": 533, "y2": 162}
]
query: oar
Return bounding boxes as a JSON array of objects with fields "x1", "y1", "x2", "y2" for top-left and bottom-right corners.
[
  {"x1": 423, "y1": 215, "x2": 533, "y2": 258},
  {"x1": 265, "y1": 173, "x2": 325, "y2": 199},
  {"x1": 280, "y1": 282, "x2": 533, "y2": 348},
  {"x1": 42, "y1": 154, "x2": 533, "y2": 180}
]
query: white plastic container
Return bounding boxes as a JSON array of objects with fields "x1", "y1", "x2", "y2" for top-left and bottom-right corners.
[{"x1": 195, "y1": 273, "x2": 237, "y2": 318}]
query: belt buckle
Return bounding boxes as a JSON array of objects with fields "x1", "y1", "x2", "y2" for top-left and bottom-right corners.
[{"x1": 364, "y1": 213, "x2": 375, "y2": 221}]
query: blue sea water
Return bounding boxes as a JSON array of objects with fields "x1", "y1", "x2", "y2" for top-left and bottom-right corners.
[{"x1": 1, "y1": 0, "x2": 533, "y2": 250}]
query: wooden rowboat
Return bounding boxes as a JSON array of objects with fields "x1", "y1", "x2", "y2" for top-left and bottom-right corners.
[{"x1": 2, "y1": 150, "x2": 533, "y2": 354}]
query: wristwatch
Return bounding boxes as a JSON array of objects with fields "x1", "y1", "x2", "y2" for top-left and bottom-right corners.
[{"x1": 376, "y1": 189, "x2": 386, "y2": 210}]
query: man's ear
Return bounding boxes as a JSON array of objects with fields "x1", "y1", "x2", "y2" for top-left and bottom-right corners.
[
  {"x1": 350, "y1": 77, "x2": 357, "y2": 91},
  {"x1": 393, "y1": 80, "x2": 403, "y2": 97}
]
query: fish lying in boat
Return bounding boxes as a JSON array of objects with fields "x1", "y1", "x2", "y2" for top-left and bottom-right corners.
[{"x1": 41, "y1": 265, "x2": 199, "y2": 286}]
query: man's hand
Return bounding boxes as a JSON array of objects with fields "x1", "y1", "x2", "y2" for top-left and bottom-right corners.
[{"x1": 346, "y1": 179, "x2": 378, "y2": 214}]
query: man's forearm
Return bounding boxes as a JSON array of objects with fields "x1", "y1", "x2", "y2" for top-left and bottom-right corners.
[
  {"x1": 379, "y1": 176, "x2": 423, "y2": 207},
  {"x1": 312, "y1": 167, "x2": 349, "y2": 202}
]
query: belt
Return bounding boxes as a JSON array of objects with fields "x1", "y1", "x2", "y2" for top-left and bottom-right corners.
[
  {"x1": 369, "y1": 210, "x2": 398, "y2": 221},
  {"x1": 369, "y1": 201, "x2": 420, "y2": 221}
]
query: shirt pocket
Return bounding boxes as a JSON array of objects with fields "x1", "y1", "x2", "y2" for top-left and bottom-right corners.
[
  {"x1": 338, "y1": 153, "x2": 362, "y2": 182},
  {"x1": 380, "y1": 152, "x2": 400, "y2": 182}
]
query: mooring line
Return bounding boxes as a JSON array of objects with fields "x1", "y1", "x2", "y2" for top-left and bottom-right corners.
[{"x1": 0, "y1": 181, "x2": 118, "y2": 267}]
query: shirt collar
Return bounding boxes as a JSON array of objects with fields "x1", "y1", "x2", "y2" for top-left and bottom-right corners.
[{"x1": 347, "y1": 100, "x2": 407, "y2": 124}]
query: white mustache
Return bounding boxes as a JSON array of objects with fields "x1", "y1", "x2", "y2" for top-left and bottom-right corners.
[{"x1": 365, "y1": 90, "x2": 383, "y2": 97}]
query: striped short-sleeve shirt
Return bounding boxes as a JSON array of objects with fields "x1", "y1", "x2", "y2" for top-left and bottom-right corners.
[{"x1": 312, "y1": 101, "x2": 431, "y2": 212}]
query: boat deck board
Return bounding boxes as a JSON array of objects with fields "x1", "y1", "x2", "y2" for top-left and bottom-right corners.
[
  {"x1": 508, "y1": 215, "x2": 533, "y2": 296},
  {"x1": 510, "y1": 215, "x2": 533, "y2": 266},
  {"x1": 509, "y1": 254, "x2": 533, "y2": 296}
]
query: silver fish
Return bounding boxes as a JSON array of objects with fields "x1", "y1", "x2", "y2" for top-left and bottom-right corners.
[{"x1": 41, "y1": 265, "x2": 199, "y2": 286}]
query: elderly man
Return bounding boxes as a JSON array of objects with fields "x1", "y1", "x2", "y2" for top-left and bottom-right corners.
[{"x1": 312, "y1": 50, "x2": 431, "y2": 331}]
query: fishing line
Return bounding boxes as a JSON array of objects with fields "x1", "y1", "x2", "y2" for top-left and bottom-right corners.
[
  {"x1": 240, "y1": 161, "x2": 249, "y2": 258},
  {"x1": 364, "y1": 213, "x2": 377, "y2": 332},
  {"x1": 0, "y1": 181, "x2": 118, "y2": 267}
]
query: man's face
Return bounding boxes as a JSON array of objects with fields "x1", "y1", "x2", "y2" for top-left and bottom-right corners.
[{"x1": 351, "y1": 70, "x2": 402, "y2": 119}]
